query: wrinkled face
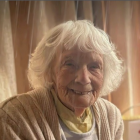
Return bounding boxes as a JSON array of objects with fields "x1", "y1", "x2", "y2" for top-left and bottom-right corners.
[{"x1": 53, "y1": 47, "x2": 103, "y2": 112}]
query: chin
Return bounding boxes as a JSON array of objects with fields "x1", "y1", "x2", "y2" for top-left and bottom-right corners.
[
  {"x1": 67, "y1": 92, "x2": 95, "y2": 109},
  {"x1": 73, "y1": 103, "x2": 92, "y2": 109}
]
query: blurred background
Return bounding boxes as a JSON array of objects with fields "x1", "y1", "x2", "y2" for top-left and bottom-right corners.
[{"x1": 0, "y1": 1, "x2": 140, "y2": 139}]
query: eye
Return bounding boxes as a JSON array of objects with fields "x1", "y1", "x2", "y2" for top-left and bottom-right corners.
[
  {"x1": 91, "y1": 65, "x2": 99, "y2": 69},
  {"x1": 64, "y1": 60, "x2": 76, "y2": 68},
  {"x1": 89, "y1": 63, "x2": 102, "y2": 70},
  {"x1": 65, "y1": 63, "x2": 74, "y2": 66}
]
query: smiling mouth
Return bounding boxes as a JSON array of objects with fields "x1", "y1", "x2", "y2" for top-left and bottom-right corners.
[{"x1": 70, "y1": 89, "x2": 93, "y2": 95}]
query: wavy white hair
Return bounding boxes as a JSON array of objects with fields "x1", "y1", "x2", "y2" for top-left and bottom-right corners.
[{"x1": 27, "y1": 20, "x2": 124, "y2": 96}]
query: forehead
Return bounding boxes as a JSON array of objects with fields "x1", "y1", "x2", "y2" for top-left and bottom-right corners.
[{"x1": 58, "y1": 47, "x2": 103, "y2": 63}]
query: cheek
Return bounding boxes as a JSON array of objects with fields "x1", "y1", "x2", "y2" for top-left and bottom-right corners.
[
  {"x1": 55, "y1": 69, "x2": 75, "y2": 88},
  {"x1": 91, "y1": 73, "x2": 103, "y2": 90}
]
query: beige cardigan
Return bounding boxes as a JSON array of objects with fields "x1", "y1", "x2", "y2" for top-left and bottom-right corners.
[{"x1": 0, "y1": 88, "x2": 124, "y2": 140}]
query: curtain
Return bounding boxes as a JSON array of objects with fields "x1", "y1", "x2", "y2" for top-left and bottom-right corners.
[{"x1": 0, "y1": 1, "x2": 17, "y2": 102}]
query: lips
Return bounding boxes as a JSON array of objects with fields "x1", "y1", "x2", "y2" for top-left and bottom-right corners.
[{"x1": 70, "y1": 89, "x2": 93, "y2": 95}]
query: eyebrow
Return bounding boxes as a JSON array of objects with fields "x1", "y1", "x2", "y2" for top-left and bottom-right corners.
[
  {"x1": 62, "y1": 53, "x2": 76, "y2": 60},
  {"x1": 62, "y1": 52, "x2": 103, "y2": 64}
]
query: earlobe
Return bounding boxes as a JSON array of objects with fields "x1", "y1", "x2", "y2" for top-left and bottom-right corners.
[
  {"x1": 51, "y1": 73, "x2": 58, "y2": 94},
  {"x1": 51, "y1": 69, "x2": 57, "y2": 85}
]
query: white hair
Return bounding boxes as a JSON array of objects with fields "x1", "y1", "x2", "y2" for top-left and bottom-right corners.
[{"x1": 27, "y1": 20, "x2": 124, "y2": 96}]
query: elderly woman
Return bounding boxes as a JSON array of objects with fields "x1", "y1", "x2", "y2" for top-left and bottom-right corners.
[{"x1": 0, "y1": 20, "x2": 124, "y2": 140}]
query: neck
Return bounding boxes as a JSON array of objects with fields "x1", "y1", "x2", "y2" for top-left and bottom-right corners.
[
  {"x1": 73, "y1": 107, "x2": 86, "y2": 117},
  {"x1": 57, "y1": 98, "x2": 87, "y2": 117}
]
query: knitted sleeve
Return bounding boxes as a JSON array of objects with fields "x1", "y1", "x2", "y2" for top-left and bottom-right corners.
[{"x1": 0, "y1": 112, "x2": 24, "y2": 140}]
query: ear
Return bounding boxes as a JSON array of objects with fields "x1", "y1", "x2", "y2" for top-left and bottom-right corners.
[
  {"x1": 51, "y1": 72, "x2": 56, "y2": 85},
  {"x1": 48, "y1": 67, "x2": 56, "y2": 86}
]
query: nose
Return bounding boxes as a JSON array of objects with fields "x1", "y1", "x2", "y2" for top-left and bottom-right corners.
[{"x1": 75, "y1": 66, "x2": 91, "y2": 85}]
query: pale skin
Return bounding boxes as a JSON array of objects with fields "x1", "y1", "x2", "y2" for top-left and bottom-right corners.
[{"x1": 53, "y1": 47, "x2": 103, "y2": 117}]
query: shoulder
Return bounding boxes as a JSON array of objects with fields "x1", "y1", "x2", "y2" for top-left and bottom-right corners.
[
  {"x1": 0, "y1": 88, "x2": 58, "y2": 139},
  {"x1": 0, "y1": 88, "x2": 46, "y2": 108},
  {"x1": 0, "y1": 88, "x2": 52, "y2": 120},
  {"x1": 96, "y1": 97, "x2": 121, "y2": 117},
  {"x1": 95, "y1": 97, "x2": 122, "y2": 124}
]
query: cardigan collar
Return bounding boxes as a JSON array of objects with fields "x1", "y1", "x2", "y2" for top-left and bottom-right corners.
[{"x1": 92, "y1": 98, "x2": 111, "y2": 140}]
